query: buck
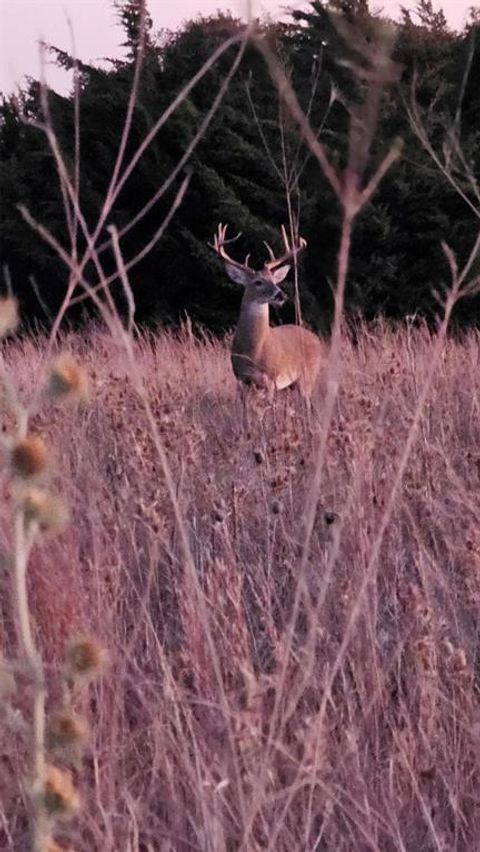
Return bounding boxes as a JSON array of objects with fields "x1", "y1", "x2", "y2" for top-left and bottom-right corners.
[{"x1": 212, "y1": 224, "x2": 323, "y2": 398}]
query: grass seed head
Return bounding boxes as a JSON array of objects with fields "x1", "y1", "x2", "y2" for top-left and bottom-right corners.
[
  {"x1": 48, "y1": 355, "x2": 89, "y2": 401},
  {"x1": 0, "y1": 296, "x2": 19, "y2": 338},
  {"x1": 11, "y1": 436, "x2": 49, "y2": 479}
]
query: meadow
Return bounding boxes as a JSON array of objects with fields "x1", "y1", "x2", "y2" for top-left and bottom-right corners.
[
  {"x1": 1, "y1": 322, "x2": 480, "y2": 850},
  {"x1": 1, "y1": 4, "x2": 479, "y2": 848}
]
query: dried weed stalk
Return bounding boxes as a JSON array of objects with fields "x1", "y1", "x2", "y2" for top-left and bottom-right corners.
[{"x1": 1, "y1": 300, "x2": 106, "y2": 852}]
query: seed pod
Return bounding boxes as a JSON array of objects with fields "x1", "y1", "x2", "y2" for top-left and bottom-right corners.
[
  {"x1": 47, "y1": 355, "x2": 89, "y2": 401},
  {"x1": 22, "y1": 488, "x2": 69, "y2": 533},
  {"x1": 66, "y1": 638, "x2": 107, "y2": 680},
  {"x1": 47, "y1": 710, "x2": 89, "y2": 754},
  {"x1": 39, "y1": 765, "x2": 80, "y2": 817},
  {"x1": 11, "y1": 436, "x2": 49, "y2": 479}
]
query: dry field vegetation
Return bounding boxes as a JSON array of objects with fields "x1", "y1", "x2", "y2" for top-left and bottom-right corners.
[
  {"x1": 1, "y1": 7, "x2": 480, "y2": 852},
  {"x1": 1, "y1": 322, "x2": 480, "y2": 850}
]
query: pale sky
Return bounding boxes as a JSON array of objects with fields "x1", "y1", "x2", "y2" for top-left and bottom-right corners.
[{"x1": 0, "y1": 0, "x2": 476, "y2": 95}]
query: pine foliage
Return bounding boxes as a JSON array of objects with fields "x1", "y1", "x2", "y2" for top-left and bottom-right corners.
[{"x1": 0, "y1": 1, "x2": 478, "y2": 330}]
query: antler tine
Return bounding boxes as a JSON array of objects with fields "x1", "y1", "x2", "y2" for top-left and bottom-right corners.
[
  {"x1": 263, "y1": 240, "x2": 276, "y2": 263},
  {"x1": 220, "y1": 223, "x2": 243, "y2": 247},
  {"x1": 264, "y1": 226, "x2": 307, "y2": 270},
  {"x1": 210, "y1": 223, "x2": 239, "y2": 251},
  {"x1": 210, "y1": 222, "x2": 252, "y2": 271}
]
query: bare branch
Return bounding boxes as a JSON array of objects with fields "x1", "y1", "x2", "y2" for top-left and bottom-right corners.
[
  {"x1": 252, "y1": 32, "x2": 343, "y2": 200},
  {"x1": 360, "y1": 138, "x2": 404, "y2": 208}
]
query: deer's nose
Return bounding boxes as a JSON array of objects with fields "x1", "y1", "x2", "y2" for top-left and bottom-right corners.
[{"x1": 272, "y1": 287, "x2": 287, "y2": 307}]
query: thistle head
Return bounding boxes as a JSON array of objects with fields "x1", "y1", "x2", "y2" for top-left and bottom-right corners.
[
  {"x1": 47, "y1": 709, "x2": 89, "y2": 756},
  {"x1": 10, "y1": 436, "x2": 49, "y2": 479},
  {"x1": 20, "y1": 487, "x2": 69, "y2": 533},
  {"x1": 47, "y1": 355, "x2": 89, "y2": 402},
  {"x1": 37, "y1": 765, "x2": 80, "y2": 818},
  {"x1": 65, "y1": 637, "x2": 108, "y2": 681}
]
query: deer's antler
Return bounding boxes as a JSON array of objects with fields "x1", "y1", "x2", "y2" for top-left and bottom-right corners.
[
  {"x1": 210, "y1": 224, "x2": 252, "y2": 272},
  {"x1": 264, "y1": 225, "x2": 307, "y2": 270}
]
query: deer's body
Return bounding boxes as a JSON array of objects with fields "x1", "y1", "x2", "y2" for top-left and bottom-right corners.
[
  {"x1": 212, "y1": 224, "x2": 323, "y2": 399},
  {"x1": 232, "y1": 297, "x2": 323, "y2": 396}
]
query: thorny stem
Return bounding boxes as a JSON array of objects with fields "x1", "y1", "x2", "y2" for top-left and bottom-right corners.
[
  {"x1": 13, "y1": 512, "x2": 47, "y2": 852},
  {"x1": 4, "y1": 335, "x2": 47, "y2": 850},
  {"x1": 13, "y1": 513, "x2": 37, "y2": 662}
]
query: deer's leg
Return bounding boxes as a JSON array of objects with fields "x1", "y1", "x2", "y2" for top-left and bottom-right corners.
[
  {"x1": 237, "y1": 373, "x2": 276, "y2": 431},
  {"x1": 250, "y1": 370, "x2": 275, "y2": 400},
  {"x1": 236, "y1": 381, "x2": 249, "y2": 429},
  {"x1": 298, "y1": 371, "x2": 323, "y2": 433}
]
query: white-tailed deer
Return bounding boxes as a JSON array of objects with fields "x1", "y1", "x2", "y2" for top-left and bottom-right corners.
[{"x1": 212, "y1": 224, "x2": 324, "y2": 398}]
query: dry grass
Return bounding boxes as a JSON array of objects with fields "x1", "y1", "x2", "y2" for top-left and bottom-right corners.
[{"x1": 1, "y1": 321, "x2": 480, "y2": 851}]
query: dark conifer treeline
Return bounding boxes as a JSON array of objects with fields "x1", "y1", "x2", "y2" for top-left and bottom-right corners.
[{"x1": 0, "y1": 0, "x2": 478, "y2": 332}]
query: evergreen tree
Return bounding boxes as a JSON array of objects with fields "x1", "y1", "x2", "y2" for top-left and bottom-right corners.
[{"x1": 0, "y1": 0, "x2": 478, "y2": 330}]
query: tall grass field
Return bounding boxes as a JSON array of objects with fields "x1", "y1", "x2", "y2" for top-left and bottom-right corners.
[{"x1": 1, "y1": 323, "x2": 479, "y2": 850}]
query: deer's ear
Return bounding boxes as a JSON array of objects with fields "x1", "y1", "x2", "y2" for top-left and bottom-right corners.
[
  {"x1": 271, "y1": 265, "x2": 290, "y2": 284},
  {"x1": 224, "y1": 263, "x2": 251, "y2": 286}
]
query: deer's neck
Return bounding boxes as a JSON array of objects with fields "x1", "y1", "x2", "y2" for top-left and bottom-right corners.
[{"x1": 234, "y1": 297, "x2": 270, "y2": 357}]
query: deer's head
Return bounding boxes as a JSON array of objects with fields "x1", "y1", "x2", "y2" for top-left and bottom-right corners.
[{"x1": 211, "y1": 224, "x2": 306, "y2": 307}]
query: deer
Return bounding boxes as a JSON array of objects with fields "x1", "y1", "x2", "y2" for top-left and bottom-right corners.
[{"x1": 211, "y1": 224, "x2": 324, "y2": 399}]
